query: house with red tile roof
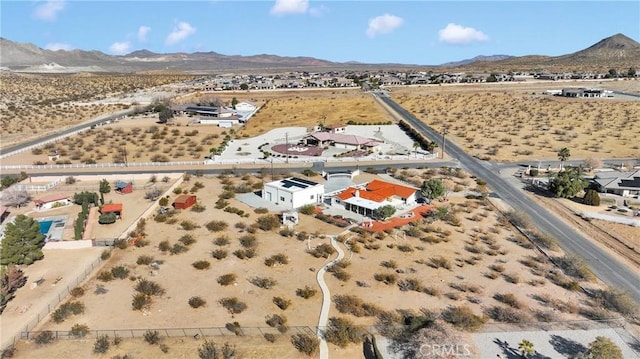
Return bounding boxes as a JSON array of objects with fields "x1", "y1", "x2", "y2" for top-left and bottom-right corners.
[{"x1": 330, "y1": 179, "x2": 418, "y2": 218}]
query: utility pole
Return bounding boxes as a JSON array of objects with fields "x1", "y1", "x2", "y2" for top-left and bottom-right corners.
[{"x1": 441, "y1": 127, "x2": 448, "y2": 159}]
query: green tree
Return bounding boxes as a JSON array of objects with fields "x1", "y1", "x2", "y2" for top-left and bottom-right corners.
[
  {"x1": 374, "y1": 205, "x2": 396, "y2": 220},
  {"x1": 0, "y1": 215, "x2": 45, "y2": 266},
  {"x1": 518, "y1": 339, "x2": 535, "y2": 358},
  {"x1": 588, "y1": 336, "x2": 623, "y2": 359},
  {"x1": 231, "y1": 97, "x2": 238, "y2": 109},
  {"x1": 557, "y1": 147, "x2": 571, "y2": 171},
  {"x1": 583, "y1": 189, "x2": 601, "y2": 206},
  {"x1": 421, "y1": 179, "x2": 446, "y2": 200},
  {"x1": 239, "y1": 83, "x2": 249, "y2": 91},
  {"x1": 628, "y1": 67, "x2": 636, "y2": 77},
  {"x1": 607, "y1": 68, "x2": 618, "y2": 78},
  {"x1": 99, "y1": 179, "x2": 111, "y2": 194},
  {"x1": 548, "y1": 168, "x2": 586, "y2": 198},
  {"x1": 486, "y1": 74, "x2": 498, "y2": 82}
]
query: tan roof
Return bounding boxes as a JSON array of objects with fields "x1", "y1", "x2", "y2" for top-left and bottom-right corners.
[{"x1": 34, "y1": 193, "x2": 70, "y2": 205}]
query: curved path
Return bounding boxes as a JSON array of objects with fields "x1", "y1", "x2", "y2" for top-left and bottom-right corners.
[{"x1": 316, "y1": 236, "x2": 345, "y2": 359}]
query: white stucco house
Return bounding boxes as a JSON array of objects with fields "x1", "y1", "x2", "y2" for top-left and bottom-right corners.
[{"x1": 262, "y1": 177, "x2": 324, "y2": 209}]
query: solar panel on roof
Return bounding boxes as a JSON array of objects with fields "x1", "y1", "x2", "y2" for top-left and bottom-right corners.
[
  {"x1": 281, "y1": 179, "x2": 308, "y2": 189},
  {"x1": 290, "y1": 177, "x2": 318, "y2": 186}
]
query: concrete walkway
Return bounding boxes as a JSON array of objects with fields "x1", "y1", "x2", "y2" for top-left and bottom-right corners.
[{"x1": 316, "y1": 235, "x2": 346, "y2": 359}]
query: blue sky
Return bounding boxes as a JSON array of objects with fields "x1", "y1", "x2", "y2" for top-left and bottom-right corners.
[{"x1": 2, "y1": 1, "x2": 639, "y2": 65}]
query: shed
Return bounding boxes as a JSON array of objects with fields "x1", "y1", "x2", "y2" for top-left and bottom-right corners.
[
  {"x1": 115, "y1": 181, "x2": 134, "y2": 194},
  {"x1": 101, "y1": 203, "x2": 123, "y2": 219},
  {"x1": 173, "y1": 195, "x2": 197, "y2": 209}
]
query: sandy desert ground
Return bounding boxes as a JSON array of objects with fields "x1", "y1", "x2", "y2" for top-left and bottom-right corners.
[
  {"x1": 8, "y1": 168, "x2": 635, "y2": 358},
  {"x1": 391, "y1": 81, "x2": 640, "y2": 162},
  {"x1": 0, "y1": 73, "x2": 196, "y2": 148}
]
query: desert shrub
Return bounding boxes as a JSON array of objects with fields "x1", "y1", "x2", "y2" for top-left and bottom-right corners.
[
  {"x1": 589, "y1": 288, "x2": 639, "y2": 317},
  {"x1": 178, "y1": 234, "x2": 196, "y2": 246},
  {"x1": 265, "y1": 314, "x2": 288, "y2": 333},
  {"x1": 134, "y1": 238, "x2": 150, "y2": 248},
  {"x1": 52, "y1": 301, "x2": 85, "y2": 323},
  {"x1": 191, "y1": 203, "x2": 206, "y2": 212},
  {"x1": 423, "y1": 286, "x2": 441, "y2": 297},
  {"x1": 93, "y1": 334, "x2": 110, "y2": 354},
  {"x1": 132, "y1": 293, "x2": 151, "y2": 310},
  {"x1": 587, "y1": 336, "x2": 623, "y2": 359},
  {"x1": 273, "y1": 296, "x2": 291, "y2": 310},
  {"x1": 135, "y1": 279, "x2": 165, "y2": 296},
  {"x1": 580, "y1": 307, "x2": 616, "y2": 320},
  {"x1": 291, "y1": 333, "x2": 319, "y2": 356},
  {"x1": 308, "y1": 243, "x2": 335, "y2": 258},
  {"x1": 233, "y1": 248, "x2": 257, "y2": 259},
  {"x1": 555, "y1": 255, "x2": 595, "y2": 281},
  {"x1": 397, "y1": 244, "x2": 414, "y2": 252},
  {"x1": 225, "y1": 322, "x2": 243, "y2": 336},
  {"x1": 239, "y1": 234, "x2": 257, "y2": 248},
  {"x1": 170, "y1": 243, "x2": 188, "y2": 255},
  {"x1": 111, "y1": 266, "x2": 129, "y2": 279},
  {"x1": 264, "y1": 333, "x2": 277, "y2": 343},
  {"x1": 398, "y1": 278, "x2": 424, "y2": 292},
  {"x1": 205, "y1": 220, "x2": 228, "y2": 232},
  {"x1": 114, "y1": 238, "x2": 128, "y2": 249},
  {"x1": 279, "y1": 227, "x2": 295, "y2": 237},
  {"x1": 256, "y1": 215, "x2": 280, "y2": 231},
  {"x1": 219, "y1": 297, "x2": 247, "y2": 314},
  {"x1": 192, "y1": 260, "x2": 210, "y2": 270},
  {"x1": 324, "y1": 317, "x2": 364, "y2": 348},
  {"x1": 493, "y1": 293, "x2": 522, "y2": 309},
  {"x1": 211, "y1": 249, "x2": 228, "y2": 260},
  {"x1": 250, "y1": 277, "x2": 277, "y2": 289},
  {"x1": 264, "y1": 253, "x2": 289, "y2": 266},
  {"x1": 215, "y1": 199, "x2": 229, "y2": 209},
  {"x1": 69, "y1": 323, "x2": 90, "y2": 338},
  {"x1": 70, "y1": 287, "x2": 85, "y2": 298},
  {"x1": 489, "y1": 264, "x2": 506, "y2": 273},
  {"x1": 298, "y1": 204, "x2": 316, "y2": 215},
  {"x1": 217, "y1": 273, "x2": 237, "y2": 286},
  {"x1": 100, "y1": 249, "x2": 111, "y2": 260},
  {"x1": 374, "y1": 272, "x2": 398, "y2": 285},
  {"x1": 144, "y1": 330, "x2": 161, "y2": 345},
  {"x1": 214, "y1": 236, "x2": 230, "y2": 246},
  {"x1": 34, "y1": 331, "x2": 55, "y2": 345},
  {"x1": 328, "y1": 266, "x2": 351, "y2": 281},
  {"x1": 180, "y1": 220, "x2": 199, "y2": 231},
  {"x1": 441, "y1": 306, "x2": 487, "y2": 331},
  {"x1": 97, "y1": 270, "x2": 114, "y2": 282},
  {"x1": 189, "y1": 296, "x2": 207, "y2": 308},
  {"x1": 380, "y1": 260, "x2": 397, "y2": 269},
  {"x1": 158, "y1": 240, "x2": 171, "y2": 252},
  {"x1": 296, "y1": 286, "x2": 317, "y2": 299},
  {"x1": 484, "y1": 305, "x2": 527, "y2": 323},
  {"x1": 136, "y1": 255, "x2": 154, "y2": 265},
  {"x1": 428, "y1": 256, "x2": 452, "y2": 270},
  {"x1": 333, "y1": 295, "x2": 381, "y2": 317},
  {"x1": 197, "y1": 340, "x2": 236, "y2": 359},
  {"x1": 253, "y1": 207, "x2": 269, "y2": 214}
]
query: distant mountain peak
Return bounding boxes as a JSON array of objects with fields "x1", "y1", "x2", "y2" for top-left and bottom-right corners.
[
  {"x1": 124, "y1": 49, "x2": 157, "y2": 58},
  {"x1": 440, "y1": 54, "x2": 514, "y2": 68},
  {"x1": 586, "y1": 33, "x2": 640, "y2": 50}
]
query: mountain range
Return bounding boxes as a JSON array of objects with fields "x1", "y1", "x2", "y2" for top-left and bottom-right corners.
[{"x1": 1, "y1": 33, "x2": 638, "y2": 73}]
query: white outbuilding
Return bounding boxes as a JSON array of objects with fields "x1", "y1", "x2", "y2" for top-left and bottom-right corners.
[{"x1": 262, "y1": 177, "x2": 324, "y2": 209}]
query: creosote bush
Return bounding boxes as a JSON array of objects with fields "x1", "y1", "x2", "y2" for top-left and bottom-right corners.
[
  {"x1": 441, "y1": 306, "x2": 487, "y2": 331},
  {"x1": 273, "y1": 296, "x2": 292, "y2": 310},
  {"x1": 217, "y1": 273, "x2": 237, "y2": 286},
  {"x1": 192, "y1": 260, "x2": 211, "y2": 270},
  {"x1": 296, "y1": 286, "x2": 317, "y2": 299},
  {"x1": 219, "y1": 297, "x2": 247, "y2": 314},
  {"x1": 291, "y1": 333, "x2": 319, "y2": 356},
  {"x1": 189, "y1": 296, "x2": 207, "y2": 308}
]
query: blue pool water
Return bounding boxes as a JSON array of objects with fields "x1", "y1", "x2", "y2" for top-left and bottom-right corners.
[{"x1": 38, "y1": 220, "x2": 53, "y2": 235}]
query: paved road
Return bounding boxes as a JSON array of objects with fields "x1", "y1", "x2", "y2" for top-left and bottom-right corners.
[{"x1": 375, "y1": 93, "x2": 640, "y2": 304}]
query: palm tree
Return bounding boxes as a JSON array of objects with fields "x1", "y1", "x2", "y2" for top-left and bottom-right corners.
[
  {"x1": 557, "y1": 147, "x2": 571, "y2": 171},
  {"x1": 413, "y1": 142, "x2": 420, "y2": 158},
  {"x1": 518, "y1": 339, "x2": 535, "y2": 358}
]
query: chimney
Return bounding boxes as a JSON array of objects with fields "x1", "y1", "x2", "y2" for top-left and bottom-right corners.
[{"x1": 355, "y1": 190, "x2": 359, "y2": 198}]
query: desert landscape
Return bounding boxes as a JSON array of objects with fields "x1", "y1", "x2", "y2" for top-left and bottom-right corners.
[
  {"x1": 392, "y1": 80, "x2": 640, "y2": 162},
  {"x1": 5, "y1": 168, "x2": 638, "y2": 358},
  {"x1": 0, "y1": 72, "x2": 197, "y2": 148}
]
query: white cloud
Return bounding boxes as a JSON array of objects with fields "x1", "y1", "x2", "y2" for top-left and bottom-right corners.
[
  {"x1": 33, "y1": 1, "x2": 65, "y2": 21},
  {"x1": 308, "y1": 4, "x2": 328, "y2": 18},
  {"x1": 137, "y1": 26, "x2": 151, "y2": 42},
  {"x1": 366, "y1": 14, "x2": 403, "y2": 38},
  {"x1": 109, "y1": 41, "x2": 131, "y2": 55},
  {"x1": 165, "y1": 21, "x2": 196, "y2": 45},
  {"x1": 45, "y1": 42, "x2": 73, "y2": 51},
  {"x1": 438, "y1": 23, "x2": 488, "y2": 45},
  {"x1": 270, "y1": 0, "x2": 308, "y2": 15}
]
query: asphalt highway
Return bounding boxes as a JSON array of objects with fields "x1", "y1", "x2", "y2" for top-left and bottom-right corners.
[{"x1": 375, "y1": 93, "x2": 640, "y2": 304}]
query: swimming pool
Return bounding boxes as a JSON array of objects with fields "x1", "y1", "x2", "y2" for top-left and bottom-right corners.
[{"x1": 38, "y1": 220, "x2": 53, "y2": 235}]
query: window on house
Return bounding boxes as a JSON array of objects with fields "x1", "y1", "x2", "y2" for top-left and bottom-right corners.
[
  {"x1": 310, "y1": 195, "x2": 314, "y2": 199},
  {"x1": 280, "y1": 196, "x2": 285, "y2": 202}
]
